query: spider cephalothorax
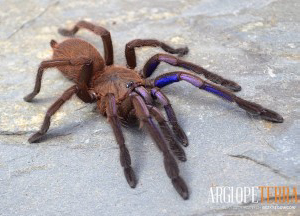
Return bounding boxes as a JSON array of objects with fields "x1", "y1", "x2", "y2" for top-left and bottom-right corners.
[{"x1": 24, "y1": 20, "x2": 283, "y2": 200}]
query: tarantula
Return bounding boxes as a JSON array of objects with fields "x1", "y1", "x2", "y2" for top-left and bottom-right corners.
[{"x1": 24, "y1": 20, "x2": 283, "y2": 200}]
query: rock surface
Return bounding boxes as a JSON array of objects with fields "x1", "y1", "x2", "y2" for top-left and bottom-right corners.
[{"x1": 0, "y1": 0, "x2": 299, "y2": 215}]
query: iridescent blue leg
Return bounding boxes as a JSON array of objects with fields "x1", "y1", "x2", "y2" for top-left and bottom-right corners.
[
  {"x1": 143, "y1": 53, "x2": 241, "y2": 92},
  {"x1": 151, "y1": 71, "x2": 283, "y2": 123}
]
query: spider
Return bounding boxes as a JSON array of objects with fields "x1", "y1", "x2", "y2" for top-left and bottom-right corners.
[{"x1": 24, "y1": 20, "x2": 283, "y2": 200}]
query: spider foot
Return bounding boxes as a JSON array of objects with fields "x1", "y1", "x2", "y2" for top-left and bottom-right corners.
[
  {"x1": 176, "y1": 47, "x2": 189, "y2": 57},
  {"x1": 58, "y1": 28, "x2": 75, "y2": 37},
  {"x1": 172, "y1": 123, "x2": 188, "y2": 147},
  {"x1": 124, "y1": 167, "x2": 137, "y2": 188},
  {"x1": 259, "y1": 108, "x2": 284, "y2": 123},
  {"x1": 23, "y1": 92, "x2": 37, "y2": 102},
  {"x1": 164, "y1": 154, "x2": 189, "y2": 199},
  {"x1": 28, "y1": 131, "x2": 44, "y2": 143},
  {"x1": 221, "y1": 80, "x2": 242, "y2": 92},
  {"x1": 236, "y1": 98, "x2": 284, "y2": 123},
  {"x1": 172, "y1": 176, "x2": 189, "y2": 200}
]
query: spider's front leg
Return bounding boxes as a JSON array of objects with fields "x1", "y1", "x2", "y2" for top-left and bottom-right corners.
[
  {"x1": 24, "y1": 57, "x2": 93, "y2": 102},
  {"x1": 24, "y1": 59, "x2": 73, "y2": 102},
  {"x1": 134, "y1": 86, "x2": 186, "y2": 161},
  {"x1": 104, "y1": 94, "x2": 137, "y2": 188},
  {"x1": 147, "y1": 105, "x2": 187, "y2": 162},
  {"x1": 151, "y1": 71, "x2": 284, "y2": 123},
  {"x1": 150, "y1": 88, "x2": 188, "y2": 147},
  {"x1": 130, "y1": 92, "x2": 189, "y2": 200}
]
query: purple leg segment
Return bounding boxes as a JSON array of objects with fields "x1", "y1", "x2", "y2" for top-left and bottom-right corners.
[
  {"x1": 151, "y1": 87, "x2": 189, "y2": 146},
  {"x1": 154, "y1": 71, "x2": 234, "y2": 102},
  {"x1": 154, "y1": 73, "x2": 180, "y2": 88},
  {"x1": 202, "y1": 84, "x2": 233, "y2": 102},
  {"x1": 143, "y1": 53, "x2": 241, "y2": 92},
  {"x1": 152, "y1": 71, "x2": 283, "y2": 123}
]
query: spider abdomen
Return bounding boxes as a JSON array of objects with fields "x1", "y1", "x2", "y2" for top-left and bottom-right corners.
[{"x1": 52, "y1": 38, "x2": 105, "y2": 82}]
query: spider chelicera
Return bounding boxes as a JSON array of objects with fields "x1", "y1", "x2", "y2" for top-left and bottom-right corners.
[{"x1": 24, "y1": 20, "x2": 283, "y2": 200}]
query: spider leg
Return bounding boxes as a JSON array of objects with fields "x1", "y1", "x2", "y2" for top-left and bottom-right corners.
[
  {"x1": 143, "y1": 53, "x2": 241, "y2": 92},
  {"x1": 152, "y1": 71, "x2": 284, "y2": 123},
  {"x1": 58, "y1": 20, "x2": 113, "y2": 65},
  {"x1": 105, "y1": 93, "x2": 137, "y2": 188},
  {"x1": 125, "y1": 39, "x2": 189, "y2": 69},
  {"x1": 74, "y1": 62, "x2": 96, "y2": 103},
  {"x1": 150, "y1": 88, "x2": 188, "y2": 147},
  {"x1": 134, "y1": 86, "x2": 186, "y2": 161},
  {"x1": 24, "y1": 59, "x2": 72, "y2": 102},
  {"x1": 134, "y1": 86, "x2": 153, "y2": 105},
  {"x1": 28, "y1": 63, "x2": 96, "y2": 143},
  {"x1": 130, "y1": 92, "x2": 189, "y2": 200},
  {"x1": 147, "y1": 105, "x2": 186, "y2": 162},
  {"x1": 28, "y1": 85, "x2": 79, "y2": 143},
  {"x1": 24, "y1": 57, "x2": 93, "y2": 102}
]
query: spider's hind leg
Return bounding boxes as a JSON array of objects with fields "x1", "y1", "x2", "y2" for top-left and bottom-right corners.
[
  {"x1": 27, "y1": 62, "x2": 95, "y2": 143},
  {"x1": 24, "y1": 59, "x2": 73, "y2": 102},
  {"x1": 28, "y1": 85, "x2": 79, "y2": 143},
  {"x1": 125, "y1": 39, "x2": 189, "y2": 69},
  {"x1": 24, "y1": 57, "x2": 93, "y2": 102},
  {"x1": 58, "y1": 20, "x2": 113, "y2": 65}
]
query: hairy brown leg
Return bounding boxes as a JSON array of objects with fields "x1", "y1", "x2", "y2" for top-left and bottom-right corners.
[
  {"x1": 58, "y1": 20, "x2": 114, "y2": 65},
  {"x1": 24, "y1": 57, "x2": 93, "y2": 102},
  {"x1": 125, "y1": 39, "x2": 189, "y2": 69},
  {"x1": 150, "y1": 88, "x2": 188, "y2": 147},
  {"x1": 28, "y1": 85, "x2": 79, "y2": 143},
  {"x1": 130, "y1": 92, "x2": 189, "y2": 200},
  {"x1": 147, "y1": 105, "x2": 186, "y2": 162},
  {"x1": 24, "y1": 59, "x2": 71, "y2": 102},
  {"x1": 28, "y1": 62, "x2": 96, "y2": 143},
  {"x1": 105, "y1": 94, "x2": 137, "y2": 188},
  {"x1": 143, "y1": 53, "x2": 241, "y2": 92},
  {"x1": 75, "y1": 62, "x2": 96, "y2": 103},
  {"x1": 152, "y1": 71, "x2": 284, "y2": 123}
]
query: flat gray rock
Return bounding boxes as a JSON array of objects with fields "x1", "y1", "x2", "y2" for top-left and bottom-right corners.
[{"x1": 0, "y1": 0, "x2": 299, "y2": 215}]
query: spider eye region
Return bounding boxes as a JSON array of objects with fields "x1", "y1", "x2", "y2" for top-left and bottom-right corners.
[{"x1": 126, "y1": 81, "x2": 134, "y2": 88}]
